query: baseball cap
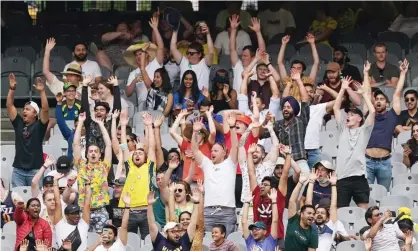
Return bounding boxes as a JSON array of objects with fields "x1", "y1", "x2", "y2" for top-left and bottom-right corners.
[
  {"x1": 43, "y1": 176, "x2": 54, "y2": 186},
  {"x1": 25, "y1": 101, "x2": 40, "y2": 115},
  {"x1": 345, "y1": 107, "x2": 364, "y2": 122},
  {"x1": 275, "y1": 157, "x2": 285, "y2": 166},
  {"x1": 249, "y1": 221, "x2": 267, "y2": 230},
  {"x1": 326, "y1": 62, "x2": 341, "y2": 72},
  {"x1": 63, "y1": 82, "x2": 78, "y2": 91},
  {"x1": 56, "y1": 156, "x2": 71, "y2": 174},
  {"x1": 318, "y1": 198, "x2": 331, "y2": 209},
  {"x1": 373, "y1": 89, "x2": 389, "y2": 102},
  {"x1": 213, "y1": 69, "x2": 229, "y2": 84},
  {"x1": 113, "y1": 177, "x2": 126, "y2": 186},
  {"x1": 64, "y1": 204, "x2": 81, "y2": 214},
  {"x1": 236, "y1": 115, "x2": 252, "y2": 126},
  {"x1": 163, "y1": 222, "x2": 182, "y2": 232},
  {"x1": 313, "y1": 160, "x2": 335, "y2": 171}
]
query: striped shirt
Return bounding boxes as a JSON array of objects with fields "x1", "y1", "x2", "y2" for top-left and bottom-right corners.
[{"x1": 363, "y1": 224, "x2": 404, "y2": 251}]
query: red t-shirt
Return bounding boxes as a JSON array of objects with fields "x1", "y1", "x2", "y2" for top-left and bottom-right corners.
[
  {"x1": 224, "y1": 131, "x2": 258, "y2": 174},
  {"x1": 252, "y1": 185, "x2": 285, "y2": 239},
  {"x1": 180, "y1": 140, "x2": 212, "y2": 181}
]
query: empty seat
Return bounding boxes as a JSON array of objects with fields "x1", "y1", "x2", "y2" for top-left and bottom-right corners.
[
  {"x1": 1, "y1": 56, "x2": 31, "y2": 99},
  {"x1": 40, "y1": 46, "x2": 73, "y2": 63},
  {"x1": 5, "y1": 46, "x2": 36, "y2": 62},
  {"x1": 336, "y1": 240, "x2": 366, "y2": 251},
  {"x1": 87, "y1": 232, "x2": 100, "y2": 246},
  {"x1": 11, "y1": 186, "x2": 32, "y2": 202},
  {"x1": 100, "y1": 65, "x2": 112, "y2": 80},
  {"x1": 0, "y1": 233, "x2": 17, "y2": 249},
  {"x1": 392, "y1": 173, "x2": 418, "y2": 187},
  {"x1": 1, "y1": 145, "x2": 16, "y2": 189},
  {"x1": 2, "y1": 221, "x2": 16, "y2": 234},
  {"x1": 43, "y1": 145, "x2": 65, "y2": 160},
  {"x1": 127, "y1": 232, "x2": 142, "y2": 249},
  {"x1": 227, "y1": 231, "x2": 245, "y2": 246},
  {"x1": 390, "y1": 184, "x2": 418, "y2": 202},
  {"x1": 392, "y1": 162, "x2": 409, "y2": 174},
  {"x1": 341, "y1": 43, "x2": 367, "y2": 59},
  {"x1": 380, "y1": 195, "x2": 413, "y2": 208},
  {"x1": 140, "y1": 244, "x2": 153, "y2": 251},
  {"x1": 319, "y1": 130, "x2": 339, "y2": 148},
  {"x1": 219, "y1": 55, "x2": 232, "y2": 70},
  {"x1": 378, "y1": 31, "x2": 410, "y2": 54},
  {"x1": 337, "y1": 207, "x2": 366, "y2": 223},
  {"x1": 369, "y1": 184, "x2": 388, "y2": 202},
  {"x1": 412, "y1": 65, "x2": 418, "y2": 86},
  {"x1": 289, "y1": 53, "x2": 314, "y2": 65},
  {"x1": 267, "y1": 43, "x2": 295, "y2": 61},
  {"x1": 115, "y1": 66, "x2": 132, "y2": 81},
  {"x1": 347, "y1": 54, "x2": 364, "y2": 65}
]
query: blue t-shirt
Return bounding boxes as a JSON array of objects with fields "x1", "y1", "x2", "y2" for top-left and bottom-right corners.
[
  {"x1": 173, "y1": 92, "x2": 205, "y2": 110},
  {"x1": 61, "y1": 102, "x2": 81, "y2": 120},
  {"x1": 204, "y1": 114, "x2": 224, "y2": 143},
  {"x1": 245, "y1": 234, "x2": 276, "y2": 251},
  {"x1": 367, "y1": 108, "x2": 398, "y2": 151},
  {"x1": 153, "y1": 232, "x2": 192, "y2": 251},
  {"x1": 302, "y1": 181, "x2": 331, "y2": 207}
]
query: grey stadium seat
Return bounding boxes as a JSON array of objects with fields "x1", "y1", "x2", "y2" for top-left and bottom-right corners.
[
  {"x1": 336, "y1": 240, "x2": 366, "y2": 251},
  {"x1": 40, "y1": 46, "x2": 73, "y2": 63},
  {"x1": 100, "y1": 65, "x2": 112, "y2": 80},
  {"x1": 115, "y1": 66, "x2": 132, "y2": 81},
  {"x1": 380, "y1": 195, "x2": 413, "y2": 208},
  {"x1": 341, "y1": 43, "x2": 367, "y2": 59},
  {"x1": 267, "y1": 43, "x2": 296, "y2": 61},
  {"x1": 378, "y1": 31, "x2": 410, "y2": 54},
  {"x1": 140, "y1": 244, "x2": 153, "y2": 251},
  {"x1": 390, "y1": 184, "x2": 418, "y2": 202},
  {"x1": 1, "y1": 56, "x2": 31, "y2": 99},
  {"x1": 299, "y1": 43, "x2": 333, "y2": 62},
  {"x1": 392, "y1": 173, "x2": 418, "y2": 187},
  {"x1": 5, "y1": 46, "x2": 36, "y2": 62},
  {"x1": 347, "y1": 54, "x2": 364, "y2": 65},
  {"x1": 369, "y1": 184, "x2": 388, "y2": 202},
  {"x1": 290, "y1": 53, "x2": 314, "y2": 66},
  {"x1": 337, "y1": 207, "x2": 366, "y2": 224},
  {"x1": 391, "y1": 162, "x2": 409, "y2": 174},
  {"x1": 219, "y1": 55, "x2": 232, "y2": 70},
  {"x1": 11, "y1": 186, "x2": 32, "y2": 202}
]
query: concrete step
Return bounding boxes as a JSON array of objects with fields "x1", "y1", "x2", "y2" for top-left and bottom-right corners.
[{"x1": 1, "y1": 129, "x2": 15, "y2": 142}]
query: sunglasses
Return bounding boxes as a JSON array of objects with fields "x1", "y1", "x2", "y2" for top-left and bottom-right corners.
[
  {"x1": 373, "y1": 212, "x2": 383, "y2": 217},
  {"x1": 186, "y1": 51, "x2": 198, "y2": 56},
  {"x1": 405, "y1": 98, "x2": 416, "y2": 102},
  {"x1": 261, "y1": 183, "x2": 271, "y2": 187},
  {"x1": 175, "y1": 189, "x2": 183, "y2": 193}
]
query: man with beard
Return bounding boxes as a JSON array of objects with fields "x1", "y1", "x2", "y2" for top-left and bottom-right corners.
[
  {"x1": 285, "y1": 173, "x2": 318, "y2": 251},
  {"x1": 306, "y1": 171, "x2": 338, "y2": 251},
  {"x1": 259, "y1": 69, "x2": 311, "y2": 173},
  {"x1": 365, "y1": 59, "x2": 409, "y2": 191},
  {"x1": 64, "y1": 42, "x2": 102, "y2": 84},
  {"x1": 334, "y1": 76, "x2": 375, "y2": 209},
  {"x1": 396, "y1": 89, "x2": 418, "y2": 134},
  {"x1": 106, "y1": 177, "x2": 125, "y2": 228},
  {"x1": 331, "y1": 46, "x2": 361, "y2": 82}
]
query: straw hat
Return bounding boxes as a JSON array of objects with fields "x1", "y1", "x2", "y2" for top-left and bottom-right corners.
[
  {"x1": 61, "y1": 63, "x2": 82, "y2": 76},
  {"x1": 123, "y1": 42, "x2": 158, "y2": 68}
]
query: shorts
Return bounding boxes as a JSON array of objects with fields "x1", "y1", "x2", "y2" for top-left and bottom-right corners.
[{"x1": 337, "y1": 175, "x2": 369, "y2": 208}]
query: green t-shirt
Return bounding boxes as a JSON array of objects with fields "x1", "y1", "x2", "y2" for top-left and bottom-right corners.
[
  {"x1": 152, "y1": 188, "x2": 166, "y2": 227},
  {"x1": 284, "y1": 214, "x2": 319, "y2": 251}
]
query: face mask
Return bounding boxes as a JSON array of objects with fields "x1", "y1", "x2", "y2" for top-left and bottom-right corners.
[{"x1": 319, "y1": 179, "x2": 328, "y2": 184}]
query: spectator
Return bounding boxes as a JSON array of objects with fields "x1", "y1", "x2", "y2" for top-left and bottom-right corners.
[
  {"x1": 229, "y1": 15, "x2": 266, "y2": 92},
  {"x1": 56, "y1": 94, "x2": 86, "y2": 161},
  {"x1": 198, "y1": 100, "x2": 224, "y2": 144},
  {"x1": 210, "y1": 224, "x2": 239, "y2": 250},
  {"x1": 106, "y1": 177, "x2": 125, "y2": 228},
  {"x1": 206, "y1": 69, "x2": 238, "y2": 113},
  {"x1": 43, "y1": 38, "x2": 85, "y2": 99},
  {"x1": 171, "y1": 23, "x2": 214, "y2": 90},
  {"x1": 272, "y1": 156, "x2": 301, "y2": 208},
  {"x1": 152, "y1": 170, "x2": 167, "y2": 227},
  {"x1": 331, "y1": 46, "x2": 362, "y2": 82},
  {"x1": 216, "y1": 1, "x2": 252, "y2": 31},
  {"x1": 148, "y1": 190, "x2": 200, "y2": 250},
  {"x1": 73, "y1": 112, "x2": 112, "y2": 232},
  {"x1": 154, "y1": 7, "x2": 193, "y2": 46},
  {"x1": 363, "y1": 207, "x2": 413, "y2": 251},
  {"x1": 14, "y1": 198, "x2": 52, "y2": 250},
  {"x1": 56, "y1": 83, "x2": 81, "y2": 121},
  {"x1": 64, "y1": 42, "x2": 102, "y2": 84},
  {"x1": 396, "y1": 89, "x2": 418, "y2": 134},
  {"x1": 110, "y1": 110, "x2": 136, "y2": 162},
  {"x1": 257, "y1": 3, "x2": 296, "y2": 40},
  {"x1": 388, "y1": 2, "x2": 418, "y2": 38},
  {"x1": 0, "y1": 178, "x2": 21, "y2": 228},
  {"x1": 334, "y1": 76, "x2": 375, "y2": 209},
  {"x1": 306, "y1": 171, "x2": 338, "y2": 251},
  {"x1": 192, "y1": 113, "x2": 239, "y2": 236},
  {"x1": 7, "y1": 74, "x2": 49, "y2": 187},
  {"x1": 30, "y1": 156, "x2": 56, "y2": 199},
  {"x1": 285, "y1": 173, "x2": 318, "y2": 251},
  {"x1": 145, "y1": 68, "x2": 174, "y2": 116},
  {"x1": 366, "y1": 60, "x2": 408, "y2": 190},
  {"x1": 53, "y1": 176, "x2": 91, "y2": 251},
  {"x1": 300, "y1": 161, "x2": 334, "y2": 208},
  {"x1": 242, "y1": 189, "x2": 278, "y2": 250},
  {"x1": 307, "y1": 4, "x2": 337, "y2": 46},
  {"x1": 87, "y1": 193, "x2": 130, "y2": 251},
  {"x1": 403, "y1": 123, "x2": 418, "y2": 168},
  {"x1": 96, "y1": 22, "x2": 133, "y2": 71},
  {"x1": 125, "y1": 16, "x2": 164, "y2": 110},
  {"x1": 279, "y1": 34, "x2": 319, "y2": 102},
  {"x1": 131, "y1": 19, "x2": 150, "y2": 43},
  {"x1": 117, "y1": 112, "x2": 156, "y2": 237},
  {"x1": 163, "y1": 46, "x2": 181, "y2": 90},
  {"x1": 214, "y1": 17, "x2": 252, "y2": 55},
  {"x1": 39, "y1": 180, "x2": 59, "y2": 248},
  {"x1": 172, "y1": 71, "x2": 206, "y2": 112},
  {"x1": 97, "y1": 77, "x2": 129, "y2": 115},
  {"x1": 47, "y1": 155, "x2": 78, "y2": 195},
  {"x1": 369, "y1": 43, "x2": 400, "y2": 88}
]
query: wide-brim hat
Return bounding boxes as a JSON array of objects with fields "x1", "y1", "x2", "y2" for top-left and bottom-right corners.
[
  {"x1": 183, "y1": 124, "x2": 209, "y2": 141},
  {"x1": 62, "y1": 63, "x2": 82, "y2": 76},
  {"x1": 163, "y1": 7, "x2": 181, "y2": 31},
  {"x1": 123, "y1": 43, "x2": 158, "y2": 68}
]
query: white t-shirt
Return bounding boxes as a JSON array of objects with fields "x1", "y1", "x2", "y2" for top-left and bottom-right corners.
[
  {"x1": 127, "y1": 58, "x2": 162, "y2": 109},
  {"x1": 316, "y1": 221, "x2": 337, "y2": 251},
  {"x1": 257, "y1": 8, "x2": 296, "y2": 40},
  {"x1": 179, "y1": 57, "x2": 210, "y2": 90},
  {"x1": 232, "y1": 60, "x2": 256, "y2": 92},
  {"x1": 304, "y1": 103, "x2": 328, "y2": 150},
  {"x1": 214, "y1": 30, "x2": 252, "y2": 55},
  {"x1": 55, "y1": 218, "x2": 89, "y2": 251},
  {"x1": 94, "y1": 238, "x2": 126, "y2": 251},
  {"x1": 164, "y1": 60, "x2": 181, "y2": 89},
  {"x1": 64, "y1": 60, "x2": 102, "y2": 80},
  {"x1": 200, "y1": 156, "x2": 236, "y2": 208}
]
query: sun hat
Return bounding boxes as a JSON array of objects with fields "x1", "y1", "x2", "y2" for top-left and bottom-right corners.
[{"x1": 123, "y1": 42, "x2": 158, "y2": 68}]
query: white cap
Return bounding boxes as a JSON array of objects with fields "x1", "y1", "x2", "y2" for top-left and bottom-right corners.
[
  {"x1": 275, "y1": 157, "x2": 285, "y2": 166},
  {"x1": 313, "y1": 160, "x2": 335, "y2": 171},
  {"x1": 26, "y1": 101, "x2": 40, "y2": 116},
  {"x1": 163, "y1": 222, "x2": 182, "y2": 233}
]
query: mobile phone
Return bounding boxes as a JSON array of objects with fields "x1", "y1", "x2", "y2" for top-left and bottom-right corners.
[
  {"x1": 402, "y1": 143, "x2": 410, "y2": 149},
  {"x1": 391, "y1": 211, "x2": 396, "y2": 217}
]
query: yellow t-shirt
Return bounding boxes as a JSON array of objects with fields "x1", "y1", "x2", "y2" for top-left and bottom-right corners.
[
  {"x1": 310, "y1": 17, "x2": 338, "y2": 47},
  {"x1": 282, "y1": 76, "x2": 314, "y2": 101},
  {"x1": 179, "y1": 44, "x2": 218, "y2": 65},
  {"x1": 119, "y1": 158, "x2": 156, "y2": 208}
]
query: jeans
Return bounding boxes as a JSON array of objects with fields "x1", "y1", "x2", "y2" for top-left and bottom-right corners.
[
  {"x1": 127, "y1": 209, "x2": 149, "y2": 240},
  {"x1": 307, "y1": 149, "x2": 322, "y2": 170},
  {"x1": 12, "y1": 168, "x2": 40, "y2": 187},
  {"x1": 204, "y1": 207, "x2": 236, "y2": 237},
  {"x1": 89, "y1": 207, "x2": 109, "y2": 233},
  {"x1": 366, "y1": 157, "x2": 392, "y2": 191}
]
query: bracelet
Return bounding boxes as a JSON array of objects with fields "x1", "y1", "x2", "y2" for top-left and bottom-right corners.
[
  {"x1": 9, "y1": 87, "x2": 16, "y2": 91},
  {"x1": 225, "y1": 98, "x2": 231, "y2": 102},
  {"x1": 331, "y1": 184, "x2": 337, "y2": 186},
  {"x1": 272, "y1": 202, "x2": 277, "y2": 205},
  {"x1": 67, "y1": 184, "x2": 72, "y2": 188},
  {"x1": 41, "y1": 165, "x2": 47, "y2": 169},
  {"x1": 299, "y1": 182, "x2": 304, "y2": 185},
  {"x1": 85, "y1": 183, "x2": 91, "y2": 186},
  {"x1": 245, "y1": 202, "x2": 251, "y2": 204},
  {"x1": 193, "y1": 202, "x2": 200, "y2": 204}
]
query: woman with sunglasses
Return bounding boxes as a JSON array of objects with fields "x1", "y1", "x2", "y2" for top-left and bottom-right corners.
[
  {"x1": 206, "y1": 69, "x2": 237, "y2": 113},
  {"x1": 173, "y1": 70, "x2": 206, "y2": 114},
  {"x1": 403, "y1": 123, "x2": 418, "y2": 168}
]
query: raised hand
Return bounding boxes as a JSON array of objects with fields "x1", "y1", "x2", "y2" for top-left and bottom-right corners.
[
  {"x1": 192, "y1": 117, "x2": 204, "y2": 131},
  {"x1": 255, "y1": 48, "x2": 263, "y2": 60},
  {"x1": 108, "y1": 76, "x2": 119, "y2": 86},
  {"x1": 35, "y1": 240, "x2": 48, "y2": 251},
  {"x1": 44, "y1": 155, "x2": 56, "y2": 167},
  {"x1": 248, "y1": 17, "x2": 261, "y2": 33},
  {"x1": 229, "y1": 14, "x2": 240, "y2": 30},
  {"x1": 290, "y1": 68, "x2": 301, "y2": 81},
  {"x1": 33, "y1": 77, "x2": 45, "y2": 92},
  {"x1": 78, "y1": 112, "x2": 87, "y2": 123},
  {"x1": 179, "y1": 109, "x2": 189, "y2": 118},
  {"x1": 45, "y1": 38, "x2": 56, "y2": 51},
  {"x1": 201, "y1": 24, "x2": 210, "y2": 35},
  {"x1": 143, "y1": 112, "x2": 153, "y2": 126},
  {"x1": 263, "y1": 121, "x2": 274, "y2": 132},
  {"x1": 341, "y1": 76, "x2": 352, "y2": 90},
  {"x1": 248, "y1": 143, "x2": 257, "y2": 154},
  {"x1": 82, "y1": 75, "x2": 93, "y2": 86},
  {"x1": 67, "y1": 175, "x2": 77, "y2": 187},
  {"x1": 147, "y1": 191, "x2": 158, "y2": 205},
  {"x1": 189, "y1": 188, "x2": 201, "y2": 203},
  {"x1": 56, "y1": 92, "x2": 64, "y2": 103},
  {"x1": 226, "y1": 112, "x2": 236, "y2": 127},
  {"x1": 223, "y1": 84, "x2": 230, "y2": 95},
  {"x1": 280, "y1": 144, "x2": 292, "y2": 155},
  {"x1": 298, "y1": 172, "x2": 309, "y2": 184},
  {"x1": 149, "y1": 16, "x2": 159, "y2": 30},
  {"x1": 62, "y1": 239, "x2": 72, "y2": 250},
  {"x1": 134, "y1": 139, "x2": 144, "y2": 150},
  {"x1": 152, "y1": 7, "x2": 160, "y2": 18},
  {"x1": 243, "y1": 193, "x2": 254, "y2": 204},
  {"x1": 119, "y1": 112, "x2": 129, "y2": 126},
  {"x1": 111, "y1": 109, "x2": 120, "y2": 120},
  {"x1": 364, "y1": 61, "x2": 371, "y2": 74},
  {"x1": 282, "y1": 35, "x2": 290, "y2": 44},
  {"x1": 329, "y1": 171, "x2": 337, "y2": 185},
  {"x1": 153, "y1": 115, "x2": 164, "y2": 128},
  {"x1": 400, "y1": 59, "x2": 409, "y2": 74},
  {"x1": 168, "y1": 158, "x2": 179, "y2": 169},
  {"x1": 92, "y1": 116, "x2": 104, "y2": 127},
  {"x1": 353, "y1": 81, "x2": 365, "y2": 95},
  {"x1": 169, "y1": 182, "x2": 177, "y2": 194},
  {"x1": 268, "y1": 188, "x2": 277, "y2": 203},
  {"x1": 19, "y1": 239, "x2": 29, "y2": 251},
  {"x1": 308, "y1": 168, "x2": 318, "y2": 182},
  {"x1": 244, "y1": 70, "x2": 255, "y2": 79},
  {"x1": 197, "y1": 179, "x2": 204, "y2": 193},
  {"x1": 9, "y1": 73, "x2": 17, "y2": 90},
  {"x1": 122, "y1": 192, "x2": 131, "y2": 206},
  {"x1": 306, "y1": 33, "x2": 315, "y2": 44},
  {"x1": 364, "y1": 238, "x2": 372, "y2": 251},
  {"x1": 405, "y1": 230, "x2": 413, "y2": 246}
]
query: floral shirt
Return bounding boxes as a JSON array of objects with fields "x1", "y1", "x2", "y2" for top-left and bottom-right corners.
[
  {"x1": 75, "y1": 159, "x2": 110, "y2": 209},
  {"x1": 239, "y1": 160, "x2": 275, "y2": 203},
  {"x1": 282, "y1": 76, "x2": 313, "y2": 102}
]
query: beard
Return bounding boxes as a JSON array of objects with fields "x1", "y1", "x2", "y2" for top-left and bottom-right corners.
[{"x1": 74, "y1": 53, "x2": 87, "y2": 62}]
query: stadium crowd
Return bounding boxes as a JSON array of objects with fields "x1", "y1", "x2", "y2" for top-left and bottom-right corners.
[{"x1": 1, "y1": 1, "x2": 418, "y2": 251}]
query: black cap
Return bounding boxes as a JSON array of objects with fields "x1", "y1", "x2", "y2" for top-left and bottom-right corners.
[
  {"x1": 113, "y1": 177, "x2": 126, "y2": 186},
  {"x1": 43, "y1": 176, "x2": 54, "y2": 186},
  {"x1": 163, "y1": 7, "x2": 181, "y2": 31},
  {"x1": 334, "y1": 45, "x2": 350, "y2": 63},
  {"x1": 198, "y1": 98, "x2": 212, "y2": 108},
  {"x1": 213, "y1": 69, "x2": 229, "y2": 84},
  {"x1": 373, "y1": 89, "x2": 389, "y2": 102},
  {"x1": 95, "y1": 101, "x2": 111, "y2": 113},
  {"x1": 345, "y1": 107, "x2": 364, "y2": 124},
  {"x1": 56, "y1": 156, "x2": 71, "y2": 174},
  {"x1": 64, "y1": 204, "x2": 81, "y2": 214}
]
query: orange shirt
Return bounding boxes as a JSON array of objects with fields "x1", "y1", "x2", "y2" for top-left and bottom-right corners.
[{"x1": 180, "y1": 140, "x2": 212, "y2": 181}]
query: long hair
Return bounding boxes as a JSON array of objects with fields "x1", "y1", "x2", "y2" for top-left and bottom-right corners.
[
  {"x1": 98, "y1": 81, "x2": 114, "y2": 95},
  {"x1": 178, "y1": 70, "x2": 200, "y2": 103},
  {"x1": 152, "y1": 68, "x2": 172, "y2": 94},
  {"x1": 408, "y1": 122, "x2": 418, "y2": 153},
  {"x1": 210, "y1": 80, "x2": 232, "y2": 100},
  {"x1": 176, "y1": 180, "x2": 192, "y2": 202}
]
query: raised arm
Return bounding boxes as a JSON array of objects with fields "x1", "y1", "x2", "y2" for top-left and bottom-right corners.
[
  {"x1": 229, "y1": 15, "x2": 240, "y2": 67},
  {"x1": 288, "y1": 173, "x2": 308, "y2": 218},
  {"x1": 161, "y1": 159, "x2": 179, "y2": 204},
  {"x1": 269, "y1": 188, "x2": 279, "y2": 239},
  {"x1": 241, "y1": 195, "x2": 252, "y2": 239},
  {"x1": 170, "y1": 30, "x2": 183, "y2": 64},
  {"x1": 305, "y1": 169, "x2": 318, "y2": 205},
  {"x1": 168, "y1": 183, "x2": 176, "y2": 221},
  {"x1": 144, "y1": 113, "x2": 156, "y2": 162},
  {"x1": 306, "y1": 33, "x2": 320, "y2": 81},
  {"x1": 147, "y1": 191, "x2": 160, "y2": 242},
  {"x1": 365, "y1": 209, "x2": 391, "y2": 238},
  {"x1": 119, "y1": 193, "x2": 131, "y2": 246},
  {"x1": 264, "y1": 123, "x2": 280, "y2": 164},
  {"x1": 139, "y1": 49, "x2": 152, "y2": 90},
  {"x1": 191, "y1": 118, "x2": 206, "y2": 165},
  {"x1": 52, "y1": 173, "x2": 65, "y2": 225},
  {"x1": 329, "y1": 172, "x2": 337, "y2": 223},
  {"x1": 149, "y1": 16, "x2": 164, "y2": 65},
  {"x1": 92, "y1": 116, "x2": 112, "y2": 163},
  {"x1": 72, "y1": 112, "x2": 86, "y2": 162},
  {"x1": 333, "y1": 76, "x2": 351, "y2": 122},
  {"x1": 33, "y1": 77, "x2": 50, "y2": 124},
  {"x1": 202, "y1": 24, "x2": 215, "y2": 66},
  {"x1": 239, "y1": 70, "x2": 254, "y2": 95},
  {"x1": 153, "y1": 115, "x2": 165, "y2": 168},
  {"x1": 292, "y1": 69, "x2": 309, "y2": 103},
  {"x1": 7, "y1": 73, "x2": 18, "y2": 121},
  {"x1": 31, "y1": 156, "x2": 55, "y2": 197},
  {"x1": 101, "y1": 31, "x2": 125, "y2": 44},
  {"x1": 248, "y1": 17, "x2": 266, "y2": 53},
  {"x1": 261, "y1": 52, "x2": 280, "y2": 83},
  {"x1": 169, "y1": 109, "x2": 188, "y2": 146},
  {"x1": 277, "y1": 35, "x2": 290, "y2": 79},
  {"x1": 205, "y1": 106, "x2": 217, "y2": 145},
  {"x1": 62, "y1": 175, "x2": 77, "y2": 205},
  {"x1": 226, "y1": 112, "x2": 238, "y2": 163},
  {"x1": 187, "y1": 188, "x2": 201, "y2": 240},
  {"x1": 82, "y1": 182, "x2": 92, "y2": 225},
  {"x1": 393, "y1": 59, "x2": 409, "y2": 115},
  {"x1": 180, "y1": 16, "x2": 194, "y2": 40},
  {"x1": 55, "y1": 94, "x2": 73, "y2": 140},
  {"x1": 279, "y1": 147, "x2": 292, "y2": 196},
  {"x1": 354, "y1": 81, "x2": 375, "y2": 126},
  {"x1": 42, "y1": 38, "x2": 57, "y2": 84},
  {"x1": 111, "y1": 110, "x2": 121, "y2": 156},
  {"x1": 269, "y1": 74, "x2": 280, "y2": 99},
  {"x1": 119, "y1": 112, "x2": 131, "y2": 164},
  {"x1": 247, "y1": 143, "x2": 258, "y2": 192}
]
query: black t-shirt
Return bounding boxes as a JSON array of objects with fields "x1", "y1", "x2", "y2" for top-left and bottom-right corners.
[
  {"x1": 397, "y1": 110, "x2": 418, "y2": 127},
  {"x1": 106, "y1": 197, "x2": 123, "y2": 228},
  {"x1": 12, "y1": 115, "x2": 48, "y2": 170},
  {"x1": 342, "y1": 64, "x2": 362, "y2": 82}
]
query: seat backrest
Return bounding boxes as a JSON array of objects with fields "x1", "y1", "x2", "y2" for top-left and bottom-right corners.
[
  {"x1": 337, "y1": 207, "x2": 366, "y2": 223},
  {"x1": 336, "y1": 240, "x2": 366, "y2": 251},
  {"x1": 5, "y1": 46, "x2": 36, "y2": 62},
  {"x1": 1, "y1": 56, "x2": 31, "y2": 76},
  {"x1": 392, "y1": 173, "x2": 418, "y2": 187},
  {"x1": 115, "y1": 66, "x2": 133, "y2": 81},
  {"x1": 380, "y1": 195, "x2": 414, "y2": 208},
  {"x1": 369, "y1": 184, "x2": 388, "y2": 202}
]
